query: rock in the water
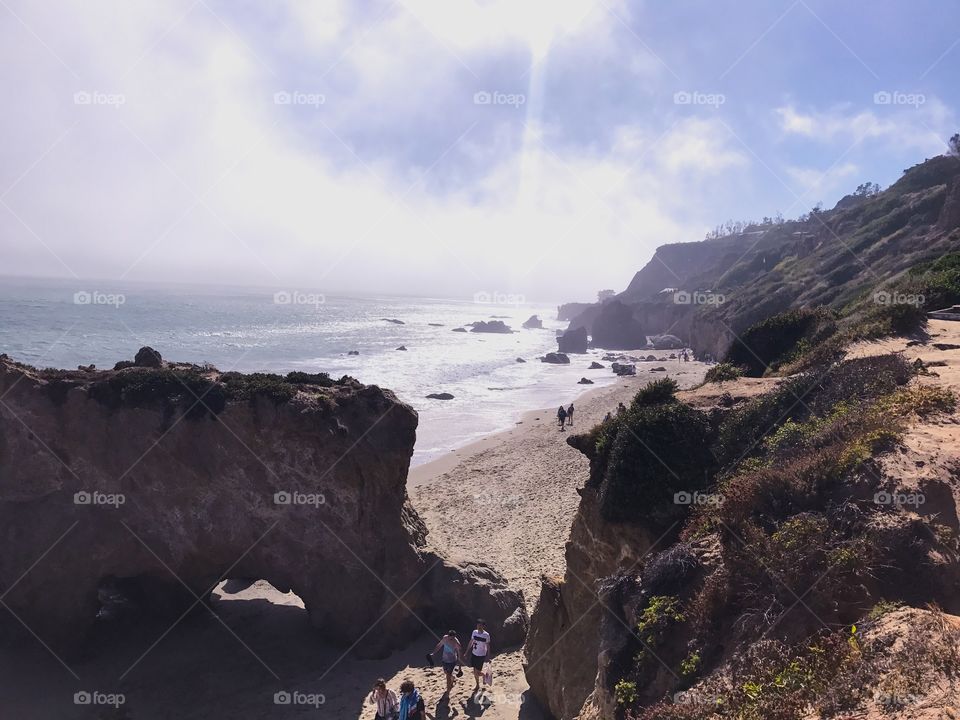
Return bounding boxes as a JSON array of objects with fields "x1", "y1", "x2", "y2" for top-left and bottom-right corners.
[
  {"x1": 590, "y1": 300, "x2": 645, "y2": 349},
  {"x1": 428, "y1": 323, "x2": 444, "y2": 327},
  {"x1": 381, "y1": 318, "x2": 405, "y2": 325},
  {"x1": 0, "y1": 356, "x2": 528, "y2": 656},
  {"x1": 557, "y1": 326, "x2": 589, "y2": 354},
  {"x1": 470, "y1": 320, "x2": 513, "y2": 334},
  {"x1": 578, "y1": 377, "x2": 594, "y2": 384},
  {"x1": 589, "y1": 361, "x2": 604, "y2": 369},
  {"x1": 452, "y1": 327, "x2": 468, "y2": 333},
  {"x1": 396, "y1": 345, "x2": 408, "y2": 351},
  {"x1": 516, "y1": 357, "x2": 526, "y2": 363},
  {"x1": 522, "y1": 315, "x2": 543, "y2": 329},
  {"x1": 645, "y1": 354, "x2": 657, "y2": 361},
  {"x1": 426, "y1": 392, "x2": 454, "y2": 400},
  {"x1": 134, "y1": 346, "x2": 163, "y2": 368},
  {"x1": 347, "y1": 350, "x2": 360, "y2": 355},
  {"x1": 542, "y1": 352, "x2": 571, "y2": 364},
  {"x1": 611, "y1": 362, "x2": 636, "y2": 376}
]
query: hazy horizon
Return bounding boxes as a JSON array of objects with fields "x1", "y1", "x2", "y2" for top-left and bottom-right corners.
[{"x1": 2, "y1": 0, "x2": 958, "y2": 300}]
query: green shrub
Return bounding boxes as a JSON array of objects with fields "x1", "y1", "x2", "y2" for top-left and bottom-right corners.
[
  {"x1": 725, "y1": 308, "x2": 836, "y2": 377},
  {"x1": 703, "y1": 363, "x2": 742, "y2": 383},
  {"x1": 633, "y1": 377, "x2": 680, "y2": 406}
]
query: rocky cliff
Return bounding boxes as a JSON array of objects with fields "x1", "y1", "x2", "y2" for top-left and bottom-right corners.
[
  {"x1": 565, "y1": 153, "x2": 960, "y2": 359},
  {"x1": 0, "y1": 353, "x2": 527, "y2": 655}
]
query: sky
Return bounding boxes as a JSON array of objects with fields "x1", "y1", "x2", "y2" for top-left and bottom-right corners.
[{"x1": 1, "y1": 0, "x2": 958, "y2": 303}]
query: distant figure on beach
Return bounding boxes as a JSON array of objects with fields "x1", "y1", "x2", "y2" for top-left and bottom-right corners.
[
  {"x1": 557, "y1": 405, "x2": 567, "y2": 430},
  {"x1": 464, "y1": 619, "x2": 492, "y2": 693},
  {"x1": 368, "y1": 678, "x2": 400, "y2": 719},
  {"x1": 616, "y1": 402, "x2": 627, "y2": 415},
  {"x1": 603, "y1": 411, "x2": 613, "y2": 422},
  {"x1": 567, "y1": 403, "x2": 575, "y2": 426},
  {"x1": 398, "y1": 679, "x2": 425, "y2": 719},
  {"x1": 430, "y1": 630, "x2": 463, "y2": 698}
]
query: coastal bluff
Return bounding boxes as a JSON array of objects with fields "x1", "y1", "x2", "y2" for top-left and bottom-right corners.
[{"x1": 0, "y1": 353, "x2": 527, "y2": 656}]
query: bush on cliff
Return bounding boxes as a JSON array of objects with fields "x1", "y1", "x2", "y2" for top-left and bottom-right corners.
[
  {"x1": 595, "y1": 384, "x2": 715, "y2": 524},
  {"x1": 725, "y1": 308, "x2": 837, "y2": 377}
]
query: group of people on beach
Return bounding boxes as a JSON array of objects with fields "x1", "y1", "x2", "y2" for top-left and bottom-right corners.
[
  {"x1": 556, "y1": 402, "x2": 575, "y2": 430},
  {"x1": 367, "y1": 619, "x2": 493, "y2": 718}
]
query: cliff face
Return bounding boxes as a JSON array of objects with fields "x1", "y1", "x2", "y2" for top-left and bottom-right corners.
[
  {"x1": 0, "y1": 355, "x2": 527, "y2": 655},
  {"x1": 524, "y1": 487, "x2": 655, "y2": 720},
  {"x1": 566, "y1": 153, "x2": 960, "y2": 359}
]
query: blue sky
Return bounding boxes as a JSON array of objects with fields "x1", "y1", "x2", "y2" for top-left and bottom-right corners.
[{"x1": 1, "y1": 0, "x2": 957, "y2": 301}]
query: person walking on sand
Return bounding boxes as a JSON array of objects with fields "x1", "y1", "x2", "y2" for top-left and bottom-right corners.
[
  {"x1": 464, "y1": 619, "x2": 492, "y2": 693},
  {"x1": 557, "y1": 405, "x2": 567, "y2": 430},
  {"x1": 429, "y1": 630, "x2": 463, "y2": 698},
  {"x1": 398, "y1": 679, "x2": 425, "y2": 720},
  {"x1": 368, "y1": 678, "x2": 399, "y2": 720},
  {"x1": 567, "y1": 403, "x2": 575, "y2": 426},
  {"x1": 616, "y1": 401, "x2": 627, "y2": 415}
]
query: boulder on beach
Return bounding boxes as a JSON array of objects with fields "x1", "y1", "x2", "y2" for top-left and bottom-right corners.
[
  {"x1": 578, "y1": 377, "x2": 594, "y2": 385},
  {"x1": 452, "y1": 327, "x2": 468, "y2": 333},
  {"x1": 645, "y1": 354, "x2": 657, "y2": 361},
  {"x1": 588, "y1": 361, "x2": 604, "y2": 369},
  {"x1": 426, "y1": 392, "x2": 455, "y2": 400},
  {"x1": 396, "y1": 345, "x2": 408, "y2": 351},
  {"x1": 651, "y1": 366, "x2": 667, "y2": 371},
  {"x1": 542, "y1": 352, "x2": 571, "y2": 364},
  {"x1": 516, "y1": 357, "x2": 526, "y2": 363},
  {"x1": 134, "y1": 346, "x2": 163, "y2": 368},
  {"x1": 557, "y1": 326, "x2": 588, "y2": 354},
  {"x1": 470, "y1": 320, "x2": 513, "y2": 334},
  {"x1": 522, "y1": 315, "x2": 544, "y2": 329},
  {"x1": 611, "y1": 362, "x2": 636, "y2": 376}
]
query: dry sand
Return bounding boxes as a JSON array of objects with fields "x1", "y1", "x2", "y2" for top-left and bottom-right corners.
[{"x1": 0, "y1": 358, "x2": 707, "y2": 719}]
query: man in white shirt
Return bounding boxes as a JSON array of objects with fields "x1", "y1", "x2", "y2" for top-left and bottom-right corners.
[{"x1": 463, "y1": 618, "x2": 492, "y2": 692}]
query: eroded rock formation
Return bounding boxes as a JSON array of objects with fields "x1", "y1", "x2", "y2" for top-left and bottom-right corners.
[{"x1": 0, "y1": 354, "x2": 527, "y2": 656}]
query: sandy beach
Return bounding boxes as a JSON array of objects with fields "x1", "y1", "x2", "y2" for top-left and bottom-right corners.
[{"x1": 0, "y1": 359, "x2": 707, "y2": 720}]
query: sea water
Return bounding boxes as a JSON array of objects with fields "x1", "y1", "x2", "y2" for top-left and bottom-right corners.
[{"x1": 0, "y1": 277, "x2": 627, "y2": 465}]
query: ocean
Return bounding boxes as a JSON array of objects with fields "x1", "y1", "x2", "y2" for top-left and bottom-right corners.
[{"x1": 0, "y1": 277, "x2": 624, "y2": 465}]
